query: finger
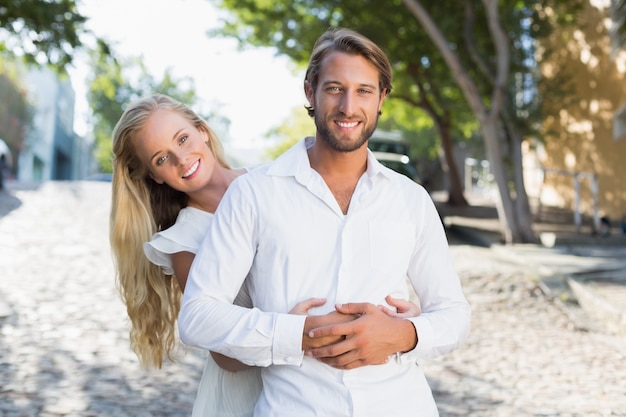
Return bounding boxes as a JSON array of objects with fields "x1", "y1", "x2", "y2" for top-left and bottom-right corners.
[
  {"x1": 385, "y1": 295, "x2": 409, "y2": 310},
  {"x1": 290, "y1": 297, "x2": 327, "y2": 314},
  {"x1": 377, "y1": 304, "x2": 399, "y2": 317},
  {"x1": 385, "y1": 295, "x2": 421, "y2": 316},
  {"x1": 306, "y1": 332, "x2": 356, "y2": 359},
  {"x1": 308, "y1": 323, "x2": 351, "y2": 341},
  {"x1": 334, "y1": 302, "x2": 377, "y2": 316},
  {"x1": 314, "y1": 350, "x2": 390, "y2": 369},
  {"x1": 315, "y1": 355, "x2": 362, "y2": 369}
]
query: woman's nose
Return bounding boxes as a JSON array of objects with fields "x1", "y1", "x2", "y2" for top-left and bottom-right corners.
[{"x1": 171, "y1": 150, "x2": 188, "y2": 165}]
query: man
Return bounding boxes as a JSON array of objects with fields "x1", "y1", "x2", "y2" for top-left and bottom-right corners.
[{"x1": 179, "y1": 27, "x2": 470, "y2": 416}]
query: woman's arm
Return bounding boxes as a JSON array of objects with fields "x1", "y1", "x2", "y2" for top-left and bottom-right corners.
[
  {"x1": 171, "y1": 251, "x2": 195, "y2": 291},
  {"x1": 173, "y1": 251, "x2": 251, "y2": 372},
  {"x1": 172, "y1": 253, "x2": 346, "y2": 372}
]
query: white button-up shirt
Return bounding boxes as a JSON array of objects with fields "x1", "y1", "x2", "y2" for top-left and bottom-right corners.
[{"x1": 179, "y1": 137, "x2": 471, "y2": 417}]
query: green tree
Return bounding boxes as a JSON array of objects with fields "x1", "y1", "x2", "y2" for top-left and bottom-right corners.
[
  {"x1": 214, "y1": 0, "x2": 479, "y2": 206},
  {"x1": 265, "y1": 106, "x2": 315, "y2": 159},
  {"x1": 211, "y1": 0, "x2": 582, "y2": 242},
  {"x1": 0, "y1": 0, "x2": 94, "y2": 71},
  {"x1": 87, "y1": 45, "x2": 213, "y2": 172}
]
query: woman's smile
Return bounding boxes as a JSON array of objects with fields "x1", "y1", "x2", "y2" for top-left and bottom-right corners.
[{"x1": 182, "y1": 159, "x2": 200, "y2": 179}]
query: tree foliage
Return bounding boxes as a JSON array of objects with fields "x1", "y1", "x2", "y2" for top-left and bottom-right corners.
[
  {"x1": 87, "y1": 43, "x2": 209, "y2": 172},
  {"x1": 265, "y1": 106, "x2": 315, "y2": 159},
  {"x1": 211, "y1": 0, "x2": 585, "y2": 242},
  {"x1": 213, "y1": 0, "x2": 481, "y2": 202},
  {"x1": 0, "y1": 0, "x2": 93, "y2": 71}
]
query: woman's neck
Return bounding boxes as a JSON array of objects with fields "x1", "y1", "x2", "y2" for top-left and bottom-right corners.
[{"x1": 186, "y1": 166, "x2": 246, "y2": 213}]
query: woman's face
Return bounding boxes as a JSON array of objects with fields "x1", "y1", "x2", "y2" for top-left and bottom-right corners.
[{"x1": 135, "y1": 108, "x2": 217, "y2": 193}]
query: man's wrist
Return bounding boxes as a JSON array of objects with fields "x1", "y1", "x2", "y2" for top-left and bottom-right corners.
[{"x1": 400, "y1": 319, "x2": 418, "y2": 353}]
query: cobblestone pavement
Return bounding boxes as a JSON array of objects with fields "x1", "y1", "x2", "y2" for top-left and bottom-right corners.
[{"x1": 1, "y1": 181, "x2": 625, "y2": 416}]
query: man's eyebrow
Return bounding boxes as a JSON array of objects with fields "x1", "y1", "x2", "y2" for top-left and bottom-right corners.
[{"x1": 321, "y1": 80, "x2": 378, "y2": 89}]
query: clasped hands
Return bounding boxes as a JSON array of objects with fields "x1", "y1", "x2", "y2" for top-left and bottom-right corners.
[{"x1": 295, "y1": 296, "x2": 420, "y2": 370}]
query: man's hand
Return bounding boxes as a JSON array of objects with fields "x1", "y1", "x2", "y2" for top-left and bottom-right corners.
[
  {"x1": 302, "y1": 311, "x2": 357, "y2": 350},
  {"x1": 305, "y1": 302, "x2": 418, "y2": 370}
]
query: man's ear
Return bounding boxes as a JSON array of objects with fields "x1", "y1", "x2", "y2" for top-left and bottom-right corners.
[
  {"x1": 304, "y1": 80, "x2": 314, "y2": 106},
  {"x1": 377, "y1": 88, "x2": 388, "y2": 113}
]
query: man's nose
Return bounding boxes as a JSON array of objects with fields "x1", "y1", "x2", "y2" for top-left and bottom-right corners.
[{"x1": 339, "y1": 92, "x2": 356, "y2": 115}]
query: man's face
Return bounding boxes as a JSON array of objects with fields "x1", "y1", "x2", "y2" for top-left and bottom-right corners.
[{"x1": 307, "y1": 51, "x2": 386, "y2": 153}]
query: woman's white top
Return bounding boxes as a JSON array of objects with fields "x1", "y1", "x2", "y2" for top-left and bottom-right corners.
[
  {"x1": 144, "y1": 206, "x2": 211, "y2": 276},
  {"x1": 144, "y1": 206, "x2": 261, "y2": 417}
]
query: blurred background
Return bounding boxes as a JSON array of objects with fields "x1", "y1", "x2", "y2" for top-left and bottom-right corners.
[{"x1": 1, "y1": 0, "x2": 625, "y2": 243}]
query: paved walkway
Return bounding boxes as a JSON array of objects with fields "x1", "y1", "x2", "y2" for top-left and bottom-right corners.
[
  {"x1": 1, "y1": 181, "x2": 625, "y2": 416},
  {"x1": 435, "y1": 191, "x2": 626, "y2": 340}
]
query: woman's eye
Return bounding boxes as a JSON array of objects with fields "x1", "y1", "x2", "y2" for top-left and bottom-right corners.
[
  {"x1": 156, "y1": 155, "x2": 168, "y2": 166},
  {"x1": 179, "y1": 135, "x2": 188, "y2": 144}
]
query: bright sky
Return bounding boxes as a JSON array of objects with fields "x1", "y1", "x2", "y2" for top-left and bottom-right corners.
[{"x1": 69, "y1": 0, "x2": 305, "y2": 154}]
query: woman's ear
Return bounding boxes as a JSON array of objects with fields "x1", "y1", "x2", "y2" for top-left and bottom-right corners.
[
  {"x1": 148, "y1": 172, "x2": 164, "y2": 184},
  {"x1": 198, "y1": 127, "x2": 211, "y2": 147}
]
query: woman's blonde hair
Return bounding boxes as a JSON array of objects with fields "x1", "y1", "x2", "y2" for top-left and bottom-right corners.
[{"x1": 109, "y1": 93, "x2": 229, "y2": 368}]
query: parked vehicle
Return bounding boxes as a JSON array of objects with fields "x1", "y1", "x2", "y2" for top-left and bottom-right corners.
[
  {"x1": 373, "y1": 151, "x2": 421, "y2": 184},
  {"x1": 368, "y1": 130, "x2": 410, "y2": 155}
]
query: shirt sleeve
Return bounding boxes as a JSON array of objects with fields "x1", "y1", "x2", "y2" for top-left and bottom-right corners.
[
  {"x1": 178, "y1": 176, "x2": 306, "y2": 366},
  {"x1": 143, "y1": 208, "x2": 211, "y2": 275},
  {"x1": 398, "y1": 191, "x2": 471, "y2": 365}
]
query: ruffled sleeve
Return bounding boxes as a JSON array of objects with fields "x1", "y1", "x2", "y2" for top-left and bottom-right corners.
[{"x1": 143, "y1": 207, "x2": 213, "y2": 276}]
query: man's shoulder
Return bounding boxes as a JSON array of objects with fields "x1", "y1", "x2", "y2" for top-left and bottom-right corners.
[{"x1": 228, "y1": 160, "x2": 279, "y2": 193}]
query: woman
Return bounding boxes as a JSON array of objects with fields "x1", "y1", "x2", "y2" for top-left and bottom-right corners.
[{"x1": 110, "y1": 93, "x2": 419, "y2": 416}]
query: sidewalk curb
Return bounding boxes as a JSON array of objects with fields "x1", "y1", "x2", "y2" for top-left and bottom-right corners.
[
  {"x1": 567, "y1": 276, "x2": 626, "y2": 337},
  {"x1": 445, "y1": 224, "x2": 498, "y2": 248},
  {"x1": 450, "y1": 224, "x2": 626, "y2": 338}
]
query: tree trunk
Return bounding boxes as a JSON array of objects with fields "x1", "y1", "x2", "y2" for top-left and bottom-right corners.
[
  {"x1": 503, "y1": 117, "x2": 538, "y2": 243},
  {"x1": 438, "y1": 120, "x2": 468, "y2": 206},
  {"x1": 403, "y1": 0, "x2": 531, "y2": 243},
  {"x1": 481, "y1": 121, "x2": 521, "y2": 243}
]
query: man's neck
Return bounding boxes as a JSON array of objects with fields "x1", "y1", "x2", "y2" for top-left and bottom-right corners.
[
  {"x1": 307, "y1": 139, "x2": 368, "y2": 214},
  {"x1": 307, "y1": 139, "x2": 368, "y2": 178}
]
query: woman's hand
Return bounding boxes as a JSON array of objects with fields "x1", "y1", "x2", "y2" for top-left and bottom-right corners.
[
  {"x1": 377, "y1": 295, "x2": 421, "y2": 318},
  {"x1": 289, "y1": 297, "x2": 327, "y2": 314}
]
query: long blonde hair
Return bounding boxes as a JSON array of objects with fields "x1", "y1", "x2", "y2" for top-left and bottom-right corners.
[{"x1": 110, "y1": 93, "x2": 229, "y2": 368}]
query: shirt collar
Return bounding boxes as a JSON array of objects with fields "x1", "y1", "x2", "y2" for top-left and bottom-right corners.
[{"x1": 267, "y1": 136, "x2": 394, "y2": 182}]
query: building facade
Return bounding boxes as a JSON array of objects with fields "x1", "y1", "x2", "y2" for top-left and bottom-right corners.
[
  {"x1": 17, "y1": 68, "x2": 92, "y2": 182},
  {"x1": 528, "y1": 0, "x2": 626, "y2": 225}
]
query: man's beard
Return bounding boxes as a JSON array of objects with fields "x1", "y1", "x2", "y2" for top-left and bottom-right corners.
[{"x1": 315, "y1": 112, "x2": 378, "y2": 153}]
